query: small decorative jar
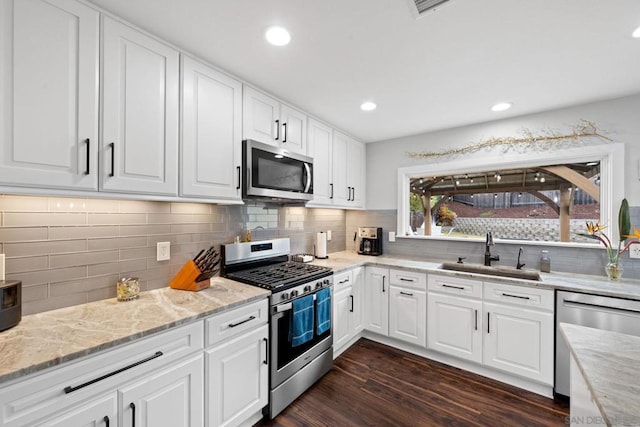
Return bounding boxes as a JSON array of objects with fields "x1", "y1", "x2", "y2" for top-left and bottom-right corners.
[{"x1": 117, "y1": 277, "x2": 140, "y2": 301}]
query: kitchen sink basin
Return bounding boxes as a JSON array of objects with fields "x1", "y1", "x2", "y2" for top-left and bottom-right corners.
[{"x1": 439, "y1": 262, "x2": 542, "y2": 281}]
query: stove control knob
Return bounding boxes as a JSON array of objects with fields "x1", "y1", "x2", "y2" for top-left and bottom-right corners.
[
  {"x1": 315, "y1": 281, "x2": 323, "y2": 289},
  {"x1": 323, "y1": 279, "x2": 330, "y2": 286},
  {"x1": 281, "y1": 292, "x2": 290, "y2": 300},
  {"x1": 304, "y1": 285, "x2": 311, "y2": 293},
  {"x1": 290, "y1": 290, "x2": 299, "y2": 298}
]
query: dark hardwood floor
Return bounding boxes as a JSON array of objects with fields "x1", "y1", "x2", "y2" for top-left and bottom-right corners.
[{"x1": 256, "y1": 339, "x2": 569, "y2": 426}]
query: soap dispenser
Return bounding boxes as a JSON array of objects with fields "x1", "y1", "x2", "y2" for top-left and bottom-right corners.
[{"x1": 540, "y1": 250, "x2": 551, "y2": 273}]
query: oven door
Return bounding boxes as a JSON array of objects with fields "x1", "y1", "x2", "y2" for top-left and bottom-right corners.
[
  {"x1": 269, "y1": 289, "x2": 333, "y2": 388},
  {"x1": 244, "y1": 139, "x2": 313, "y2": 201}
]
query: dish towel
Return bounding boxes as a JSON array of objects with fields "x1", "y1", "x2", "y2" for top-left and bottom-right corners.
[
  {"x1": 290, "y1": 294, "x2": 315, "y2": 347},
  {"x1": 316, "y1": 287, "x2": 331, "y2": 335}
]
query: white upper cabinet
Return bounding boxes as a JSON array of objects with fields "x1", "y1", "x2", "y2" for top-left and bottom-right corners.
[
  {"x1": 181, "y1": 56, "x2": 242, "y2": 201},
  {"x1": 101, "y1": 16, "x2": 179, "y2": 196},
  {"x1": 242, "y1": 86, "x2": 307, "y2": 154},
  {"x1": 307, "y1": 118, "x2": 333, "y2": 205},
  {"x1": 347, "y1": 138, "x2": 365, "y2": 207},
  {"x1": 331, "y1": 130, "x2": 350, "y2": 205},
  {"x1": 0, "y1": 0, "x2": 99, "y2": 190}
]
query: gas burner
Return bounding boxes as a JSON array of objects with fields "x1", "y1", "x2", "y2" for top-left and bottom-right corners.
[{"x1": 225, "y1": 261, "x2": 332, "y2": 290}]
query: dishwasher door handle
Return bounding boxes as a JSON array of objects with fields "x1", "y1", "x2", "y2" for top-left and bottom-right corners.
[{"x1": 563, "y1": 299, "x2": 640, "y2": 316}]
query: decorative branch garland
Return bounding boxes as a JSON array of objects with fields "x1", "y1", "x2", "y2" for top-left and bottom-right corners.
[{"x1": 406, "y1": 120, "x2": 611, "y2": 159}]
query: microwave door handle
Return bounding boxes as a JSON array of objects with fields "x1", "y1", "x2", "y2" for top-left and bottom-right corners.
[{"x1": 304, "y1": 163, "x2": 312, "y2": 192}]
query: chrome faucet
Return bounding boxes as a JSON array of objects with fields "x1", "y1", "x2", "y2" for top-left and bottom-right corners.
[
  {"x1": 516, "y1": 247, "x2": 526, "y2": 270},
  {"x1": 484, "y1": 232, "x2": 500, "y2": 266}
]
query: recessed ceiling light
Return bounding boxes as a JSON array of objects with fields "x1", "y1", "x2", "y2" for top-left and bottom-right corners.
[
  {"x1": 491, "y1": 102, "x2": 512, "y2": 112},
  {"x1": 633, "y1": 26, "x2": 640, "y2": 38},
  {"x1": 265, "y1": 26, "x2": 291, "y2": 46},
  {"x1": 360, "y1": 101, "x2": 377, "y2": 111}
]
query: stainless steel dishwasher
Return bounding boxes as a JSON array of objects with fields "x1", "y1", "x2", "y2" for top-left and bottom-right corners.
[{"x1": 555, "y1": 290, "x2": 640, "y2": 397}]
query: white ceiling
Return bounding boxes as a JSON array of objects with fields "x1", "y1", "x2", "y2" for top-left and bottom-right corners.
[{"x1": 87, "y1": 0, "x2": 640, "y2": 143}]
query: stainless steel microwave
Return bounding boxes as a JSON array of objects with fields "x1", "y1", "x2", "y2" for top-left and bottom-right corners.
[{"x1": 243, "y1": 140, "x2": 313, "y2": 202}]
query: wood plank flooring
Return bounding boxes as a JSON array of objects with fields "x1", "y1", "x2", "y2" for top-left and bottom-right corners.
[{"x1": 256, "y1": 339, "x2": 569, "y2": 426}]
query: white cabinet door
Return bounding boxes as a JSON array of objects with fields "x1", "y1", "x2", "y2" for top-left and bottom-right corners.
[
  {"x1": 483, "y1": 302, "x2": 554, "y2": 385},
  {"x1": 331, "y1": 130, "x2": 350, "y2": 205},
  {"x1": 39, "y1": 393, "x2": 116, "y2": 427},
  {"x1": 0, "y1": 0, "x2": 99, "y2": 190},
  {"x1": 427, "y1": 293, "x2": 483, "y2": 363},
  {"x1": 351, "y1": 267, "x2": 364, "y2": 334},
  {"x1": 347, "y1": 139, "x2": 365, "y2": 207},
  {"x1": 101, "y1": 16, "x2": 179, "y2": 195},
  {"x1": 120, "y1": 354, "x2": 204, "y2": 427},
  {"x1": 242, "y1": 87, "x2": 279, "y2": 146},
  {"x1": 389, "y1": 285, "x2": 427, "y2": 347},
  {"x1": 206, "y1": 324, "x2": 268, "y2": 427},
  {"x1": 279, "y1": 104, "x2": 307, "y2": 154},
  {"x1": 307, "y1": 119, "x2": 333, "y2": 205},
  {"x1": 364, "y1": 267, "x2": 389, "y2": 336},
  {"x1": 181, "y1": 56, "x2": 242, "y2": 200},
  {"x1": 333, "y1": 285, "x2": 352, "y2": 352}
]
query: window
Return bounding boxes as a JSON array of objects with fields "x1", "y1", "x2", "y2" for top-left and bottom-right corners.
[{"x1": 397, "y1": 144, "x2": 625, "y2": 245}]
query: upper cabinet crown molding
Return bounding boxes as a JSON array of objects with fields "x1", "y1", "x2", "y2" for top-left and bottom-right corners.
[
  {"x1": 242, "y1": 86, "x2": 307, "y2": 155},
  {"x1": 0, "y1": 0, "x2": 99, "y2": 190}
]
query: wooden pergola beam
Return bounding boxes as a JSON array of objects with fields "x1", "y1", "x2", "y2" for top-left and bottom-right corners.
[{"x1": 541, "y1": 166, "x2": 600, "y2": 202}]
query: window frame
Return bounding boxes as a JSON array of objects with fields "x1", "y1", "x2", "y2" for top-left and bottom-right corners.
[{"x1": 396, "y1": 143, "x2": 625, "y2": 246}]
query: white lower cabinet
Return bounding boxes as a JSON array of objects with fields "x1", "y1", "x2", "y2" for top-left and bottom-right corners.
[
  {"x1": 364, "y1": 267, "x2": 389, "y2": 336},
  {"x1": 388, "y1": 270, "x2": 427, "y2": 347},
  {"x1": 333, "y1": 267, "x2": 364, "y2": 357},
  {"x1": 37, "y1": 393, "x2": 117, "y2": 427},
  {"x1": 483, "y1": 302, "x2": 554, "y2": 384},
  {"x1": 426, "y1": 274, "x2": 554, "y2": 386},
  {"x1": 120, "y1": 354, "x2": 204, "y2": 427},
  {"x1": 427, "y1": 293, "x2": 483, "y2": 363},
  {"x1": 206, "y1": 324, "x2": 268, "y2": 427}
]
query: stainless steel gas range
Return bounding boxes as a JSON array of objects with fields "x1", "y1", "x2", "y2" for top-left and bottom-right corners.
[{"x1": 221, "y1": 238, "x2": 334, "y2": 419}]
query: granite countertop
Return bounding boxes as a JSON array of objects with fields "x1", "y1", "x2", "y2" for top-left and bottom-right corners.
[
  {"x1": 0, "y1": 277, "x2": 269, "y2": 385},
  {"x1": 314, "y1": 251, "x2": 640, "y2": 300},
  {"x1": 560, "y1": 323, "x2": 640, "y2": 426}
]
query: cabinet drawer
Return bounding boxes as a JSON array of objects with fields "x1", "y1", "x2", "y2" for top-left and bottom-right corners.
[
  {"x1": 389, "y1": 269, "x2": 427, "y2": 291},
  {"x1": 483, "y1": 282, "x2": 554, "y2": 311},
  {"x1": 0, "y1": 321, "x2": 204, "y2": 427},
  {"x1": 334, "y1": 270, "x2": 354, "y2": 291},
  {"x1": 428, "y1": 274, "x2": 482, "y2": 299},
  {"x1": 205, "y1": 298, "x2": 268, "y2": 347}
]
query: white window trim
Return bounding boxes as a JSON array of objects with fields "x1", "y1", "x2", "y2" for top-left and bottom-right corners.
[{"x1": 396, "y1": 143, "x2": 625, "y2": 246}]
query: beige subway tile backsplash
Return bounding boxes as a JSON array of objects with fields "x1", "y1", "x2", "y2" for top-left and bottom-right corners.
[{"x1": 0, "y1": 195, "x2": 345, "y2": 315}]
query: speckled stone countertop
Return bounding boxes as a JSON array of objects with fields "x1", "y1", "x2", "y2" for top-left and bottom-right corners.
[
  {"x1": 313, "y1": 251, "x2": 640, "y2": 300},
  {"x1": 560, "y1": 323, "x2": 640, "y2": 426},
  {"x1": 0, "y1": 277, "x2": 269, "y2": 385}
]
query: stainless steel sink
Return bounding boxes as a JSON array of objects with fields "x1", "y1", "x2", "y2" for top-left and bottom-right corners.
[{"x1": 439, "y1": 262, "x2": 542, "y2": 281}]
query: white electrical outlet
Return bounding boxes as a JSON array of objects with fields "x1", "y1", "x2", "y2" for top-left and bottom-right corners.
[
  {"x1": 0, "y1": 254, "x2": 5, "y2": 280},
  {"x1": 389, "y1": 231, "x2": 396, "y2": 242},
  {"x1": 157, "y1": 242, "x2": 171, "y2": 261},
  {"x1": 630, "y1": 244, "x2": 640, "y2": 259},
  {"x1": 327, "y1": 230, "x2": 332, "y2": 241}
]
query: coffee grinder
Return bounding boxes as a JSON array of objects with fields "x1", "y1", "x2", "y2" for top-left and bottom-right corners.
[{"x1": 358, "y1": 227, "x2": 382, "y2": 256}]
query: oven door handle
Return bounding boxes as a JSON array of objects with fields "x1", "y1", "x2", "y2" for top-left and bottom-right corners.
[{"x1": 275, "y1": 293, "x2": 318, "y2": 313}]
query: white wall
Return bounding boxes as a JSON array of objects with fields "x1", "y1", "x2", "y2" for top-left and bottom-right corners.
[{"x1": 366, "y1": 94, "x2": 640, "y2": 209}]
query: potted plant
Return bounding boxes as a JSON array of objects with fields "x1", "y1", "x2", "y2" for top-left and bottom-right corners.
[{"x1": 580, "y1": 198, "x2": 640, "y2": 279}]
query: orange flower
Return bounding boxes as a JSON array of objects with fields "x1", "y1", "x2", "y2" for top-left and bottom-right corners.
[
  {"x1": 625, "y1": 227, "x2": 640, "y2": 240},
  {"x1": 586, "y1": 221, "x2": 606, "y2": 234}
]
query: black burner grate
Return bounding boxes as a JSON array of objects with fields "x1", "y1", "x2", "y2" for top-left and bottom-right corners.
[{"x1": 226, "y1": 261, "x2": 331, "y2": 290}]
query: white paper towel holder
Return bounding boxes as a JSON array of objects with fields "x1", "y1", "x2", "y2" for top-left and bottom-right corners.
[{"x1": 314, "y1": 231, "x2": 329, "y2": 259}]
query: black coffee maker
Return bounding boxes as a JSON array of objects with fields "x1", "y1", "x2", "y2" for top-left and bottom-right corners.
[{"x1": 358, "y1": 227, "x2": 382, "y2": 256}]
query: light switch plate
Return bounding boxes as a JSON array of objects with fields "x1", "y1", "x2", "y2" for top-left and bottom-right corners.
[
  {"x1": 389, "y1": 231, "x2": 396, "y2": 242},
  {"x1": 157, "y1": 242, "x2": 170, "y2": 261},
  {"x1": 327, "y1": 230, "x2": 332, "y2": 241},
  {"x1": 630, "y1": 244, "x2": 640, "y2": 259}
]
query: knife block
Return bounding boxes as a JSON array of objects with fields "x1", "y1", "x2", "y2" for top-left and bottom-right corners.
[{"x1": 169, "y1": 260, "x2": 210, "y2": 291}]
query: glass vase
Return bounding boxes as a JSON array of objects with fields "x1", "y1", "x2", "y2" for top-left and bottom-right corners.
[{"x1": 605, "y1": 261, "x2": 623, "y2": 281}]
